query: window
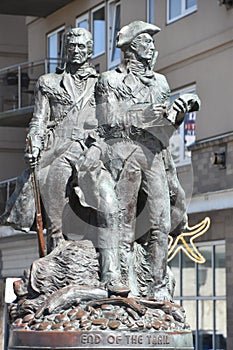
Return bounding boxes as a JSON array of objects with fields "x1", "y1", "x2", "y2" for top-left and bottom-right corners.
[
  {"x1": 91, "y1": 5, "x2": 105, "y2": 58},
  {"x1": 47, "y1": 26, "x2": 65, "y2": 73},
  {"x1": 169, "y1": 241, "x2": 226, "y2": 350},
  {"x1": 76, "y1": 13, "x2": 89, "y2": 30},
  {"x1": 147, "y1": 0, "x2": 155, "y2": 24},
  {"x1": 167, "y1": 0, "x2": 197, "y2": 23},
  {"x1": 108, "y1": 1, "x2": 121, "y2": 69},
  {"x1": 169, "y1": 85, "x2": 196, "y2": 165}
]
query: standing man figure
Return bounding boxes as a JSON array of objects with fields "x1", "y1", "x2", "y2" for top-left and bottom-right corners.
[
  {"x1": 80, "y1": 21, "x2": 200, "y2": 299},
  {"x1": 2, "y1": 28, "x2": 98, "y2": 253}
]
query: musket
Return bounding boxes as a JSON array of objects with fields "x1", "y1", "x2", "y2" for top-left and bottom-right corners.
[{"x1": 27, "y1": 135, "x2": 46, "y2": 258}]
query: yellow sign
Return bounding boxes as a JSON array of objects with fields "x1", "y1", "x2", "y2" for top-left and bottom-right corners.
[{"x1": 168, "y1": 217, "x2": 210, "y2": 264}]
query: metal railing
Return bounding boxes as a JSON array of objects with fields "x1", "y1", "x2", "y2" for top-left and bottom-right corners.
[
  {"x1": 0, "y1": 58, "x2": 62, "y2": 113},
  {"x1": 0, "y1": 177, "x2": 17, "y2": 215}
]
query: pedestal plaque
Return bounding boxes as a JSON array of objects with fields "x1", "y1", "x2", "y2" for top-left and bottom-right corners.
[{"x1": 9, "y1": 329, "x2": 194, "y2": 350}]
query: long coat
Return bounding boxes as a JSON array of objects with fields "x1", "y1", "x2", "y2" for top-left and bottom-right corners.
[
  {"x1": 76, "y1": 63, "x2": 187, "y2": 237},
  {"x1": 1, "y1": 64, "x2": 98, "y2": 231}
]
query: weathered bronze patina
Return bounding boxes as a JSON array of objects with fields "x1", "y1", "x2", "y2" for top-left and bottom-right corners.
[{"x1": 4, "y1": 21, "x2": 201, "y2": 349}]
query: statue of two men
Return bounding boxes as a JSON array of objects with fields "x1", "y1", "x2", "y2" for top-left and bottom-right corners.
[{"x1": 1, "y1": 22, "x2": 200, "y2": 301}]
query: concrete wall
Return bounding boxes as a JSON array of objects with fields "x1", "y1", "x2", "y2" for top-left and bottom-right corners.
[
  {"x1": 190, "y1": 136, "x2": 233, "y2": 195},
  {"x1": 0, "y1": 127, "x2": 27, "y2": 181},
  {"x1": 0, "y1": 15, "x2": 28, "y2": 69}
]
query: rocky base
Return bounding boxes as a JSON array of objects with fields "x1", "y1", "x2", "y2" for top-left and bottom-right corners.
[
  {"x1": 8, "y1": 240, "x2": 193, "y2": 349},
  {"x1": 10, "y1": 295, "x2": 193, "y2": 349},
  {"x1": 11, "y1": 297, "x2": 188, "y2": 333}
]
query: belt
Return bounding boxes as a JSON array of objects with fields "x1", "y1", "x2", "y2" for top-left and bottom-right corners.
[
  {"x1": 98, "y1": 125, "x2": 161, "y2": 143},
  {"x1": 55, "y1": 127, "x2": 85, "y2": 141},
  {"x1": 98, "y1": 125, "x2": 141, "y2": 139}
]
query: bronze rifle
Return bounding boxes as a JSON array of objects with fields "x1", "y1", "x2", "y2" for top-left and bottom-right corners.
[{"x1": 27, "y1": 135, "x2": 45, "y2": 257}]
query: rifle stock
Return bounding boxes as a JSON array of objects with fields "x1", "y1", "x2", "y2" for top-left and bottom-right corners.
[{"x1": 27, "y1": 135, "x2": 46, "y2": 257}]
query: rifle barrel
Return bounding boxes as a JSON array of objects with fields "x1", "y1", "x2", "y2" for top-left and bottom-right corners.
[{"x1": 27, "y1": 135, "x2": 46, "y2": 257}]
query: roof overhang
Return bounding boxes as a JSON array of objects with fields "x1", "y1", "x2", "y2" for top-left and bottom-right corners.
[{"x1": 0, "y1": 0, "x2": 74, "y2": 17}]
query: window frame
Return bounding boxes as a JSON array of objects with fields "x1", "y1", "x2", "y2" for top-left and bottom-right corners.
[
  {"x1": 47, "y1": 25, "x2": 65, "y2": 73},
  {"x1": 167, "y1": 0, "x2": 197, "y2": 24},
  {"x1": 169, "y1": 240, "x2": 227, "y2": 350},
  {"x1": 91, "y1": 3, "x2": 106, "y2": 58},
  {"x1": 146, "y1": 0, "x2": 155, "y2": 24},
  {"x1": 169, "y1": 84, "x2": 196, "y2": 166},
  {"x1": 108, "y1": 0, "x2": 121, "y2": 69},
  {"x1": 76, "y1": 13, "x2": 89, "y2": 30},
  {"x1": 47, "y1": 25, "x2": 65, "y2": 58}
]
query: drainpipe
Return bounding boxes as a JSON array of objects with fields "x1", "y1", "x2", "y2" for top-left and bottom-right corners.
[{"x1": 17, "y1": 65, "x2": 21, "y2": 109}]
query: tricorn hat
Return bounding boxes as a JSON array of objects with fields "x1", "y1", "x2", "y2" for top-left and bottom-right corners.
[{"x1": 116, "y1": 20, "x2": 161, "y2": 49}]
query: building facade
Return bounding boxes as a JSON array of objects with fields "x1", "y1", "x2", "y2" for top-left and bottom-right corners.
[{"x1": 0, "y1": 1, "x2": 232, "y2": 349}]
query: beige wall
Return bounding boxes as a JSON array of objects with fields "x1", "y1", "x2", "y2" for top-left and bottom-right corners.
[
  {"x1": 154, "y1": 0, "x2": 233, "y2": 141},
  {"x1": 120, "y1": 0, "x2": 146, "y2": 27},
  {"x1": 162, "y1": 45, "x2": 233, "y2": 141},
  {"x1": 0, "y1": 15, "x2": 27, "y2": 69},
  {"x1": 155, "y1": 0, "x2": 233, "y2": 62}
]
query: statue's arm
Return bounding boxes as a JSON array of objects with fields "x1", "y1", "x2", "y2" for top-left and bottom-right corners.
[
  {"x1": 25, "y1": 77, "x2": 50, "y2": 166},
  {"x1": 140, "y1": 74, "x2": 200, "y2": 130},
  {"x1": 157, "y1": 75, "x2": 201, "y2": 127}
]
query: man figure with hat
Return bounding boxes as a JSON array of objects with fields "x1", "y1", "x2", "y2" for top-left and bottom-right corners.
[{"x1": 78, "y1": 21, "x2": 200, "y2": 299}]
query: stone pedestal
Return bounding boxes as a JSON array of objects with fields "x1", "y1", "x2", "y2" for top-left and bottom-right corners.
[{"x1": 8, "y1": 329, "x2": 194, "y2": 350}]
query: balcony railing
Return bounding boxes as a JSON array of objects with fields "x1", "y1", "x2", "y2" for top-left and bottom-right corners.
[
  {"x1": 0, "y1": 58, "x2": 62, "y2": 114},
  {"x1": 0, "y1": 177, "x2": 17, "y2": 215}
]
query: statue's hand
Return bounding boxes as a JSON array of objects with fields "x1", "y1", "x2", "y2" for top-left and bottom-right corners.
[
  {"x1": 25, "y1": 134, "x2": 43, "y2": 168},
  {"x1": 151, "y1": 104, "x2": 167, "y2": 119},
  {"x1": 143, "y1": 103, "x2": 167, "y2": 123},
  {"x1": 25, "y1": 146, "x2": 40, "y2": 168}
]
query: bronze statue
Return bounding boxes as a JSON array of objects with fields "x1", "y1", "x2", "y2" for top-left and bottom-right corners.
[
  {"x1": 76, "y1": 21, "x2": 200, "y2": 300},
  {"x1": 1, "y1": 28, "x2": 98, "y2": 253},
  {"x1": 6, "y1": 21, "x2": 200, "y2": 349}
]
